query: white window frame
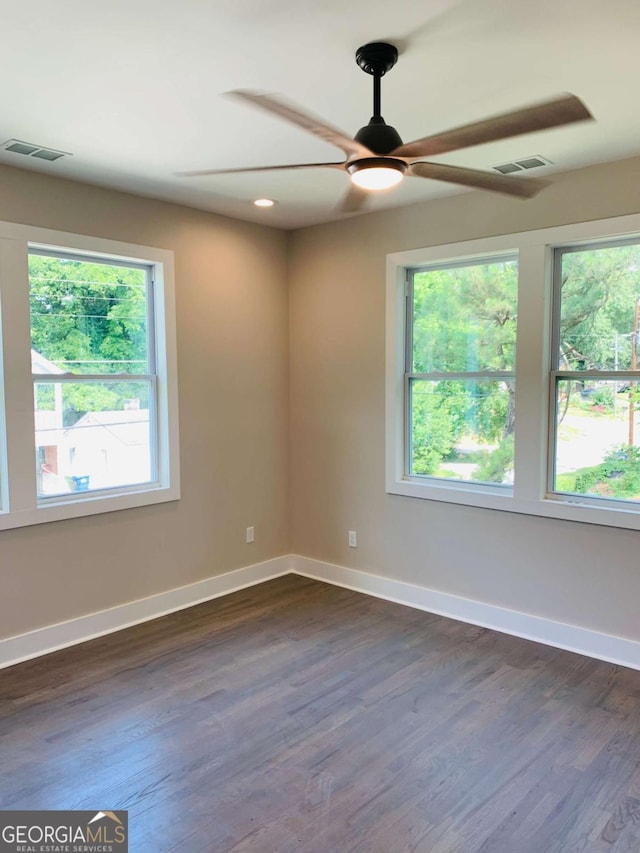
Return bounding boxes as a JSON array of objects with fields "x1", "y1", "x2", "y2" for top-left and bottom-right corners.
[
  {"x1": 386, "y1": 211, "x2": 640, "y2": 531},
  {"x1": 0, "y1": 222, "x2": 180, "y2": 530}
]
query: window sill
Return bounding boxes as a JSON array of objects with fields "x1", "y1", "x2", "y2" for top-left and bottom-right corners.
[
  {"x1": 0, "y1": 483, "x2": 180, "y2": 530},
  {"x1": 387, "y1": 476, "x2": 640, "y2": 531}
]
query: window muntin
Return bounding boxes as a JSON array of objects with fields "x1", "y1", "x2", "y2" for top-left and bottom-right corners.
[
  {"x1": 29, "y1": 252, "x2": 158, "y2": 501},
  {"x1": 550, "y1": 239, "x2": 640, "y2": 505},
  {"x1": 406, "y1": 256, "x2": 517, "y2": 488}
]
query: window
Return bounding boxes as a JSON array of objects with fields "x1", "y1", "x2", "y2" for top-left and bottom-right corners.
[
  {"x1": 550, "y1": 239, "x2": 640, "y2": 507},
  {"x1": 31, "y1": 252, "x2": 156, "y2": 498},
  {"x1": 0, "y1": 223, "x2": 179, "y2": 530},
  {"x1": 386, "y1": 212, "x2": 640, "y2": 530},
  {"x1": 407, "y1": 256, "x2": 517, "y2": 489}
]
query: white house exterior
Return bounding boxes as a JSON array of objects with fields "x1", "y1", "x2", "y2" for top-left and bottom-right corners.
[
  {"x1": 33, "y1": 349, "x2": 151, "y2": 495},
  {"x1": 60, "y1": 408, "x2": 151, "y2": 491}
]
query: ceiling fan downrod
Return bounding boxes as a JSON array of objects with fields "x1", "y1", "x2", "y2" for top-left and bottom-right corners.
[
  {"x1": 355, "y1": 41, "x2": 398, "y2": 118},
  {"x1": 354, "y1": 42, "x2": 403, "y2": 155},
  {"x1": 373, "y1": 73, "x2": 381, "y2": 119}
]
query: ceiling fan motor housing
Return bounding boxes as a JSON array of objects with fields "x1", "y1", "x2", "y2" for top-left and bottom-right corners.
[{"x1": 355, "y1": 116, "x2": 403, "y2": 155}]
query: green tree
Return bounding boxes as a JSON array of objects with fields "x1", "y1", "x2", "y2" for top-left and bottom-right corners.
[
  {"x1": 556, "y1": 244, "x2": 640, "y2": 427},
  {"x1": 408, "y1": 242, "x2": 640, "y2": 485},
  {"x1": 410, "y1": 259, "x2": 517, "y2": 476},
  {"x1": 29, "y1": 255, "x2": 148, "y2": 422},
  {"x1": 559, "y1": 245, "x2": 640, "y2": 371}
]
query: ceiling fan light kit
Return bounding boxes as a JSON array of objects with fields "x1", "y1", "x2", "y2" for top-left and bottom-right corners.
[
  {"x1": 348, "y1": 157, "x2": 406, "y2": 190},
  {"x1": 180, "y1": 42, "x2": 593, "y2": 213}
]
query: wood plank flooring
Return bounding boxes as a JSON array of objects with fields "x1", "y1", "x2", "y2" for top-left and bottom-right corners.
[{"x1": 1, "y1": 574, "x2": 640, "y2": 852}]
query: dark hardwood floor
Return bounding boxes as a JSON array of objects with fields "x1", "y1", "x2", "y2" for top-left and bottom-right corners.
[{"x1": 1, "y1": 574, "x2": 640, "y2": 852}]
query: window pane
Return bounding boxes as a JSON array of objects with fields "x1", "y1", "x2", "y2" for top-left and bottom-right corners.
[
  {"x1": 554, "y1": 378, "x2": 640, "y2": 502},
  {"x1": 411, "y1": 257, "x2": 517, "y2": 373},
  {"x1": 29, "y1": 254, "x2": 149, "y2": 375},
  {"x1": 558, "y1": 243, "x2": 640, "y2": 371},
  {"x1": 35, "y1": 381, "x2": 153, "y2": 497},
  {"x1": 409, "y1": 378, "x2": 514, "y2": 485}
]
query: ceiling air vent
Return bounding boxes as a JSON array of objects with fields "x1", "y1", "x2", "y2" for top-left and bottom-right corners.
[
  {"x1": 492, "y1": 154, "x2": 551, "y2": 174},
  {"x1": 1, "y1": 139, "x2": 71, "y2": 162}
]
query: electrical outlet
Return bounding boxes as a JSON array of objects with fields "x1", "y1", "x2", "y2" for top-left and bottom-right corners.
[
  {"x1": 246, "y1": 526, "x2": 255, "y2": 543},
  {"x1": 348, "y1": 530, "x2": 357, "y2": 548}
]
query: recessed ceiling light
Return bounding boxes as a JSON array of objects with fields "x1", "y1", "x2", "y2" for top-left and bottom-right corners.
[{"x1": 253, "y1": 198, "x2": 276, "y2": 208}]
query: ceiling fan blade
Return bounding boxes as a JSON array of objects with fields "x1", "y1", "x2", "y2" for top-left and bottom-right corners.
[
  {"x1": 392, "y1": 94, "x2": 593, "y2": 160},
  {"x1": 410, "y1": 161, "x2": 548, "y2": 198},
  {"x1": 177, "y1": 162, "x2": 345, "y2": 177},
  {"x1": 227, "y1": 90, "x2": 374, "y2": 159},
  {"x1": 339, "y1": 184, "x2": 369, "y2": 213}
]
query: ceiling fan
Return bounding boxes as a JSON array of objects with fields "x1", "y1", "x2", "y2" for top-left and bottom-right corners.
[{"x1": 179, "y1": 42, "x2": 593, "y2": 212}]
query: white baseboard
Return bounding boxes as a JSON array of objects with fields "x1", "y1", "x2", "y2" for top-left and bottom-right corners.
[
  {"x1": 292, "y1": 556, "x2": 640, "y2": 671},
  {"x1": 4, "y1": 553, "x2": 639, "y2": 672},
  {"x1": 0, "y1": 556, "x2": 293, "y2": 670}
]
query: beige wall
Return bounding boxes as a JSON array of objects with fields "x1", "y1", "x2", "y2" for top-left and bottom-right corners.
[
  {"x1": 0, "y1": 165, "x2": 289, "y2": 639},
  {"x1": 289, "y1": 156, "x2": 640, "y2": 643},
  {"x1": 4, "y1": 153, "x2": 640, "y2": 647}
]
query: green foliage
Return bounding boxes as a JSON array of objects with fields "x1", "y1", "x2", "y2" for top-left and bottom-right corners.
[
  {"x1": 410, "y1": 260, "x2": 517, "y2": 475},
  {"x1": 412, "y1": 259, "x2": 517, "y2": 374},
  {"x1": 560, "y1": 245, "x2": 640, "y2": 371},
  {"x1": 34, "y1": 384, "x2": 55, "y2": 411},
  {"x1": 573, "y1": 467, "x2": 599, "y2": 494},
  {"x1": 29, "y1": 254, "x2": 147, "y2": 374},
  {"x1": 411, "y1": 379, "x2": 512, "y2": 476},
  {"x1": 591, "y1": 387, "x2": 614, "y2": 408},
  {"x1": 29, "y1": 255, "x2": 148, "y2": 421},
  {"x1": 555, "y1": 471, "x2": 577, "y2": 492},
  {"x1": 410, "y1": 243, "x2": 640, "y2": 482},
  {"x1": 571, "y1": 444, "x2": 640, "y2": 499},
  {"x1": 59, "y1": 385, "x2": 121, "y2": 427},
  {"x1": 474, "y1": 435, "x2": 514, "y2": 484},
  {"x1": 472, "y1": 382, "x2": 510, "y2": 444},
  {"x1": 571, "y1": 385, "x2": 616, "y2": 414},
  {"x1": 411, "y1": 384, "x2": 456, "y2": 475}
]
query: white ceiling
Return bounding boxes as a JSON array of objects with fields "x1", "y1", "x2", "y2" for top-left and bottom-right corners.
[{"x1": 0, "y1": 0, "x2": 638, "y2": 229}]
